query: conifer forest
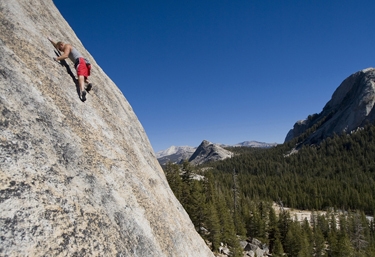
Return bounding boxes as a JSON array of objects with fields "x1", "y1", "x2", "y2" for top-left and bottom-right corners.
[{"x1": 163, "y1": 123, "x2": 375, "y2": 256}]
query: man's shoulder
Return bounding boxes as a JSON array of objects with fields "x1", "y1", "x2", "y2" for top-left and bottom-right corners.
[{"x1": 64, "y1": 44, "x2": 73, "y2": 51}]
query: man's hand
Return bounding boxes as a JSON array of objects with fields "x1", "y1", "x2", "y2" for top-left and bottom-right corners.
[
  {"x1": 53, "y1": 57, "x2": 59, "y2": 62},
  {"x1": 48, "y1": 37, "x2": 58, "y2": 50}
]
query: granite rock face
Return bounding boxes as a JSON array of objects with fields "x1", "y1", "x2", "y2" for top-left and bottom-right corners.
[
  {"x1": 188, "y1": 140, "x2": 233, "y2": 165},
  {"x1": 0, "y1": 1, "x2": 213, "y2": 256},
  {"x1": 285, "y1": 68, "x2": 375, "y2": 145}
]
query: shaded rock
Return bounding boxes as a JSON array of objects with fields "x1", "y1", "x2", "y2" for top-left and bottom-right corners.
[
  {"x1": 240, "y1": 238, "x2": 269, "y2": 257},
  {"x1": 284, "y1": 119, "x2": 311, "y2": 142}
]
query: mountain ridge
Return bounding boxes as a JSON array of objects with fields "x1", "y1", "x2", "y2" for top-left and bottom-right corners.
[
  {"x1": 157, "y1": 140, "x2": 276, "y2": 165},
  {"x1": 285, "y1": 68, "x2": 375, "y2": 146},
  {"x1": 155, "y1": 145, "x2": 196, "y2": 159}
]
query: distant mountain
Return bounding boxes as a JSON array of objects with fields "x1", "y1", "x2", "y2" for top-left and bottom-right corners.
[
  {"x1": 232, "y1": 141, "x2": 278, "y2": 148},
  {"x1": 188, "y1": 140, "x2": 233, "y2": 165},
  {"x1": 285, "y1": 68, "x2": 375, "y2": 146},
  {"x1": 157, "y1": 140, "x2": 277, "y2": 165},
  {"x1": 156, "y1": 146, "x2": 196, "y2": 165},
  {"x1": 155, "y1": 145, "x2": 196, "y2": 158}
]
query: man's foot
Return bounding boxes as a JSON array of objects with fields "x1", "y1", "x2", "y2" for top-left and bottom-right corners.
[
  {"x1": 81, "y1": 90, "x2": 87, "y2": 102},
  {"x1": 85, "y1": 83, "x2": 92, "y2": 93}
]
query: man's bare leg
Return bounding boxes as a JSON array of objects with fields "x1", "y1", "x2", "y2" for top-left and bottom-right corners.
[
  {"x1": 78, "y1": 75, "x2": 86, "y2": 101},
  {"x1": 84, "y1": 78, "x2": 92, "y2": 92}
]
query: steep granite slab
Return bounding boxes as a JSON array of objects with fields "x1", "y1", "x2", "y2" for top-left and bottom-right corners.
[{"x1": 0, "y1": 0, "x2": 213, "y2": 256}]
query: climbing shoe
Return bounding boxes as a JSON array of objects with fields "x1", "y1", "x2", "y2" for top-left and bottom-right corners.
[
  {"x1": 86, "y1": 83, "x2": 92, "y2": 93},
  {"x1": 82, "y1": 90, "x2": 87, "y2": 102}
]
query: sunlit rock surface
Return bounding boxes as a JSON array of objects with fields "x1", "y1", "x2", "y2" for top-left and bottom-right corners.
[{"x1": 0, "y1": 1, "x2": 213, "y2": 256}]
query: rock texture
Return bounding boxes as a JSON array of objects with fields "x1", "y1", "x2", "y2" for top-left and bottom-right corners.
[
  {"x1": 285, "y1": 68, "x2": 375, "y2": 145},
  {"x1": 188, "y1": 140, "x2": 233, "y2": 165},
  {"x1": 0, "y1": 1, "x2": 213, "y2": 256}
]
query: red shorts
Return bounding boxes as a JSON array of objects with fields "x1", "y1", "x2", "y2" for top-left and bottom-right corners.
[{"x1": 76, "y1": 57, "x2": 91, "y2": 78}]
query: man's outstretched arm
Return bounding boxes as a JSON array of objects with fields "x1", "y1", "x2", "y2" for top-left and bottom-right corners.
[{"x1": 47, "y1": 37, "x2": 58, "y2": 49}]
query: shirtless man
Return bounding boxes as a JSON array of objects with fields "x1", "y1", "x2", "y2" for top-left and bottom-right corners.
[{"x1": 48, "y1": 37, "x2": 92, "y2": 101}]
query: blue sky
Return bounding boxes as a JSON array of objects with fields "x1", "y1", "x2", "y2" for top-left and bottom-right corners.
[{"x1": 54, "y1": 0, "x2": 375, "y2": 152}]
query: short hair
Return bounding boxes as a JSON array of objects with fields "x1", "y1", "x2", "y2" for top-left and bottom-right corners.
[{"x1": 56, "y1": 41, "x2": 63, "y2": 46}]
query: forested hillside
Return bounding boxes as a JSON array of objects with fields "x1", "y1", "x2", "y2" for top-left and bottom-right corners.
[
  {"x1": 214, "y1": 126, "x2": 375, "y2": 214},
  {"x1": 163, "y1": 123, "x2": 375, "y2": 256}
]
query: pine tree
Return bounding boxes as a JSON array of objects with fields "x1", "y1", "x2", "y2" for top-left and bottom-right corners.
[
  {"x1": 301, "y1": 219, "x2": 313, "y2": 255},
  {"x1": 327, "y1": 229, "x2": 338, "y2": 257},
  {"x1": 164, "y1": 162, "x2": 183, "y2": 200},
  {"x1": 267, "y1": 207, "x2": 279, "y2": 253},
  {"x1": 298, "y1": 236, "x2": 311, "y2": 257},
  {"x1": 272, "y1": 236, "x2": 284, "y2": 257},
  {"x1": 328, "y1": 214, "x2": 355, "y2": 257},
  {"x1": 283, "y1": 222, "x2": 302, "y2": 257},
  {"x1": 181, "y1": 160, "x2": 193, "y2": 183},
  {"x1": 188, "y1": 180, "x2": 206, "y2": 234},
  {"x1": 232, "y1": 169, "x2": 246, "y2": 237},
  {"x1": 214, "y1": 192, "x2": 244, "y2": 256},
  {"x1": 247, "y1": 206, "x2": 266, "y2": 240},
  {"x1": 316, "y1": 213, "x2": 330, "y2": 238},
  {"x1": 348, "y1": 211, "x2": 368, "y2": 254},
  {"x1": 334, "y1": 232, "x2": 354, "y2": 257},
  {"x1": 215, "y1": 193, "x2": 235, "y2": 243},
  {"x1": 312, "y1": 227, "x2": 326, "y2": 257},
  {"x1": 206, "y1": 203, "x2": 221, "y2": 251},
  {"x1": 178, "y1": 161, "x2": 194, "y2": 207},
  {"x1": 278, "y1": 210, "x2": 291, "y2": 246}
]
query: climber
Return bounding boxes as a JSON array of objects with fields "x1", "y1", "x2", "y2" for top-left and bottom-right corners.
[{"x1": 48, "y1": 37, "x2": 92, "y2": 102}]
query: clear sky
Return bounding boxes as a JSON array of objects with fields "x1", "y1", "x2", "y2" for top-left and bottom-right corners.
[{"x1": 54, "y1": 0, "x2": 375, "y2": 152}]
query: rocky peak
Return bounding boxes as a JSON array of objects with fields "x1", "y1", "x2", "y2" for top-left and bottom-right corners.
[
  {"x1": 0, "y1": 1, "x2": 213, "y2": 256},
  {"x1": 285, "y1": 68, "x2": 375, "y2": 145},
  {"x1": 188, "y1": 140, "x2": 233, "y2": 165}
]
